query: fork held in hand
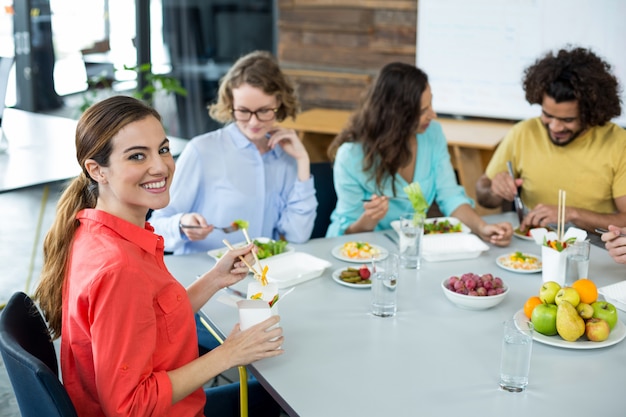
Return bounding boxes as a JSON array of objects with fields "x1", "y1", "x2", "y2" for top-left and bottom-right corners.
[
  {"x1": 179, "y1": 223, "x2": 239, "y2": 233},
  {"x1": 506, "y1": 161, "x2": 526, "y2": 225}
]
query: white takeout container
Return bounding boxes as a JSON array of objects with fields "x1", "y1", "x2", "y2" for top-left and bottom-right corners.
[
  {"x1": 529, "y1": 227, "x2": 587, "y2": 245},
  {"x1": 421, "y1": 233, "x2": 489, "y2": 262},
  {"x1": 260, "y1": 252, "x2": 332, "y2": 288}
]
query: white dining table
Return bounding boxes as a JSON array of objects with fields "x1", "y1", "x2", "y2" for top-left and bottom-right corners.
[{"x1": 166, "y1": 212, "x2": 626, "y2": 417}]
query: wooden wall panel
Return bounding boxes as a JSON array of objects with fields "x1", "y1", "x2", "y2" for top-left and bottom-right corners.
[{"x1": 278, "y1": 0, "x2": 417, "y2": 109}]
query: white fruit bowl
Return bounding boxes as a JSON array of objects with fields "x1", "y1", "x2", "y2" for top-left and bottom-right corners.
[{"x1": 441, "y1": 278, "x2": 508, "y2": 310}]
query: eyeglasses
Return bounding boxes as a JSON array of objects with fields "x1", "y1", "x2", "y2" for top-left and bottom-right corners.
[{"x1": 231, "y1": 108, "x2": 278, "y2": 122}]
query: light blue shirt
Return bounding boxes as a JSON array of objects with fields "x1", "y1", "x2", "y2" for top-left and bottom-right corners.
[
  {"x1": 150, "y1": 123, "x2": 317, "y2": 254},
  {"x1": 326, "y1": 120, "x2": 472, "y2": 236}
]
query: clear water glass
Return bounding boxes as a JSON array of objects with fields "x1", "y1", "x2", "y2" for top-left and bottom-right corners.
[
  {"x1": 499, "y1": 318, "x2": 533, "y2": 392},
  {"x1": 566, "y1": 239, "x2": 591, "y2": 284},
  {"x1": 399, "y1": 213, "x2": 424, "y2": 269},
  {"x1": 371, "y1": 253, "x2": 399, "y2": 317}
]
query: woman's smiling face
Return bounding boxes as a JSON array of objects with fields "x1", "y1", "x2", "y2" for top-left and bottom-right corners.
[{"x1": 89, "y1": 115, "x2": 175, "y2": 225}]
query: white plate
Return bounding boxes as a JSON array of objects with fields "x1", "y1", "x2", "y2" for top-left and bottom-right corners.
[
  {"x1": 513, "y1": 309, "x2": 626, "y2": 349},
  {"x1": 331, "y1": 243, "x2": 389, "y2": 263},
  {"x1": 331, "y1": 267, "x2": 372, "y2": 289},
  {"x1": 261, "y1": 252, "x2": 332, "y2": 289},
  {"x1": 390, "y1": 217, "x2": 470, "y2": 236},
  {"x1": 207, "y1": 237, "x2": 294, "y2": 260},
  {"x1": 513, "y1": 227, "x2": 556, "y2": 241},
  {"x1": 421, "y1": 233, "x2": 489, "y2": 262},
  {"x1": 496, "y1": 252, "x2": 542, "y2": 274},
  {"x1": 513, "y1": 228, "x2": 534, "y2": 241}
]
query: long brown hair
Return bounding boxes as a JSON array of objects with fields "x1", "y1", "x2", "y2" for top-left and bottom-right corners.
[
  {"x1": 34, "y1": 96, "x2": 161, "y2": 339},
  {"x1": 327, "y1": 62, "x2": 429, "y2": 195},
  {"x1": 209, "y1": 50, "x2": 300, "y2": 123}
]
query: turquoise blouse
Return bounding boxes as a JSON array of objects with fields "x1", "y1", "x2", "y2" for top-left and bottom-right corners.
[{"x1": 326, "y1": 120, "x2": 473, "y2": 236}]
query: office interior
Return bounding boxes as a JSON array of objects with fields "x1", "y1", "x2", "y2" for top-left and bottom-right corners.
[{"x1": 3, "y1": 1, "x2": 624, "y2": 415}]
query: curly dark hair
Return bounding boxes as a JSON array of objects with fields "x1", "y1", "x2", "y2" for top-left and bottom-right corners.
[
  {"x1": 523, "y1": 46, "x2": 622, "y2": 128},
  {"x1": 327, "y1": 62, "x2": 428, "y2": 195}
]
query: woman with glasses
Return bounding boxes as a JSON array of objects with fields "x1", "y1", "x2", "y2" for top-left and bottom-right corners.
[{"x1": 150, "y1": 50, "x2": 317, "y2": 255}]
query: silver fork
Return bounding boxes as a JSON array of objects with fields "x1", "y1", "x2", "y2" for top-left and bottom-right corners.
[{"x1": 179, "y1": 224, "x2": 240, "y2": 233}]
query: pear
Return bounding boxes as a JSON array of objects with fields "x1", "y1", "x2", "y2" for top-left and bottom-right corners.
[{"x1": 556, "y1": 301, "x2": 586, "y2": 342}]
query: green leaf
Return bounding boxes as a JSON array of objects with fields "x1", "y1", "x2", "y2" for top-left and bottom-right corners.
[{"x1": 403, "y1": 182, "x2": 428, "y2": 218}]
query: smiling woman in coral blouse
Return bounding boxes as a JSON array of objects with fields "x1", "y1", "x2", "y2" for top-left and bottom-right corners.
[{"x1": 34, "y1": 96, "x2": 282, "y2": 417}]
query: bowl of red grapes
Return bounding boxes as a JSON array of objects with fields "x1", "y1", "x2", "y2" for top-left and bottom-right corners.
[{"x1": 441, "y1": 272, "x2": 508, "y2": 310}]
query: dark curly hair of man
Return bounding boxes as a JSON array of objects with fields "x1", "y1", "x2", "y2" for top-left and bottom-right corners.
[{"x1": 523, "y1": 46, "x2": 622, "y2": 129}]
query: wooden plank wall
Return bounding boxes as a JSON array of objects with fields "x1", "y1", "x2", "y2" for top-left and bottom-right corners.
[{"x1": 277, "y1": 0, "x2": 417, "y2": 110}]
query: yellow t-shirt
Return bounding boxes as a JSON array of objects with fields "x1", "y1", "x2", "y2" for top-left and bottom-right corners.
[{"x1": 486, "y1": 118, "x2": 626, "y2": 213}]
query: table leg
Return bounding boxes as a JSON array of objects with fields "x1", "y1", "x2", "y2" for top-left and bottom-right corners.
[{"x1": 24, "y1": 184, "x2": 50, "y2": 294}]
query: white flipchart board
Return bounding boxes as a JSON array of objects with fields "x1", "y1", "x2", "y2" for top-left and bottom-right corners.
[{"x1": 416, "y1": 0, "x2": 626, "y2": 127}]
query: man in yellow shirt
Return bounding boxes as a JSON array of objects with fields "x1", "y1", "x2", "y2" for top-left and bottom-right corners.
[{"x1": 476, "y1": 47, "x2": 626, "y2": 233}]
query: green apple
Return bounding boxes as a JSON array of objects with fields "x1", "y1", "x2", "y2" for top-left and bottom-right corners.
[
  {"x1": 555, "y1": 287, "x2": 580, "y2": 308},
  {"x1": 585, "y1": 317, "x2": 610, "y2": 342},
  {"x1": 576, "y1": 302, "x2": 594, "y2": 319},
  {"x1": 531, "y1": 303, "x2": 558, "y2": 336},
  {"x1": 539, "y1": 281, "x2": 561, "y2": 304},
  {"x1": 591, "y1": 301, "x2": 619, "y2": 330}
]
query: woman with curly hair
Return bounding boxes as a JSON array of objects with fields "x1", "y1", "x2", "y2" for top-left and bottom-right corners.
[
  {"x1": 150, "y1": 50, "x2": 317, "y2": 254},
  {"x1": 325, "y1": 62, "x2": 513, "y2": 247},
  {"x1": 477, "y1": 46, "x2": 626, "y2": 233}
]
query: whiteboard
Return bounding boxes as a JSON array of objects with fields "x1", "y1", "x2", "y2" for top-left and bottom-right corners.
[{"x1": 416, "y1": 0, "x2": 626, "y2": 127}]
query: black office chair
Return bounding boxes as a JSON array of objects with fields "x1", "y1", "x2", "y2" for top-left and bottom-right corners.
[
  {"x1": 310, "y1": 161, "x2": 338, "y2": 238},
  {"x1": 0, "y1": 292, "x2": 78, "y2": 417}
]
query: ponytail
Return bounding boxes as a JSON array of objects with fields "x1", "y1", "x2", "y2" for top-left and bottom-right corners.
[{"x1": 35, "y1": 173, "x2": 96, "y2": 338}]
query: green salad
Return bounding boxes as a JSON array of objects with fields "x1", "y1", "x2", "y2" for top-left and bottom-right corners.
[{"x1": 253, "y1": 239, "x2": 288, "y2": 259}]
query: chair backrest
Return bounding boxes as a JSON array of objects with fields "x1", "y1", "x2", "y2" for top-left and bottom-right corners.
[
  {"x1": 0, "y1": 292, "x2": 78, "y2": 417},
  {"x1": 310, "y1": 161, "x2": 338, "y2": 239}
]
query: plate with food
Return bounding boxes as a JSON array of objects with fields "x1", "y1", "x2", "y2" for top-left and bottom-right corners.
[
  {"x1": 331, "y1": 266, "x2": 372, "y2": 288},
  {"x1": 331, "y1": 241, "x2": 388, "y2": 263},
  {"x1": 207, "y1": 237, "x2": 293, "y2": 260},
  {"x1": 496, "y1": 252, "x2": 542, "y2": 273},
  {"x1": 514, "y1": 226, "x2": 555, "y2": 241},
  {"x1": 424, "y1": 217, "x2": 471, "y2": 235},
  {"x1": 513, "y1": 309, "x2": 626, "y2": 349},
  {"x1": 390, "y1": 217, "x2": 470, "y2": 236}
]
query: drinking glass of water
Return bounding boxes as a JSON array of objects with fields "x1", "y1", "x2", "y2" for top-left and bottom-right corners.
[
  {"x1": 499, "y1": 318, "x2": 533, "y2": 392},
  {"x1": 566, "y1": 239, "x2": 591, "y2": 284},
  {"x1": 371, "y1": 253, "x2": 399, "y2": 317}
]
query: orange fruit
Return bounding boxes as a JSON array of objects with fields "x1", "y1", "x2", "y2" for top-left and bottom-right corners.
[
  {"x1": 572, "y1": 279, "x2": 598, "y2": 304},
  {"x1": 523, "y1": 296, "x2": 543, "y2": 319}
]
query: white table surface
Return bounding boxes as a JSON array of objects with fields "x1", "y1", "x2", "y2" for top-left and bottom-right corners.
[
  {"x1": 0, "y1": 108, "x2": 187, "y2": 192},
  {"x1": 165, "y1": 212, "x2": 626, "y2": 417}
]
